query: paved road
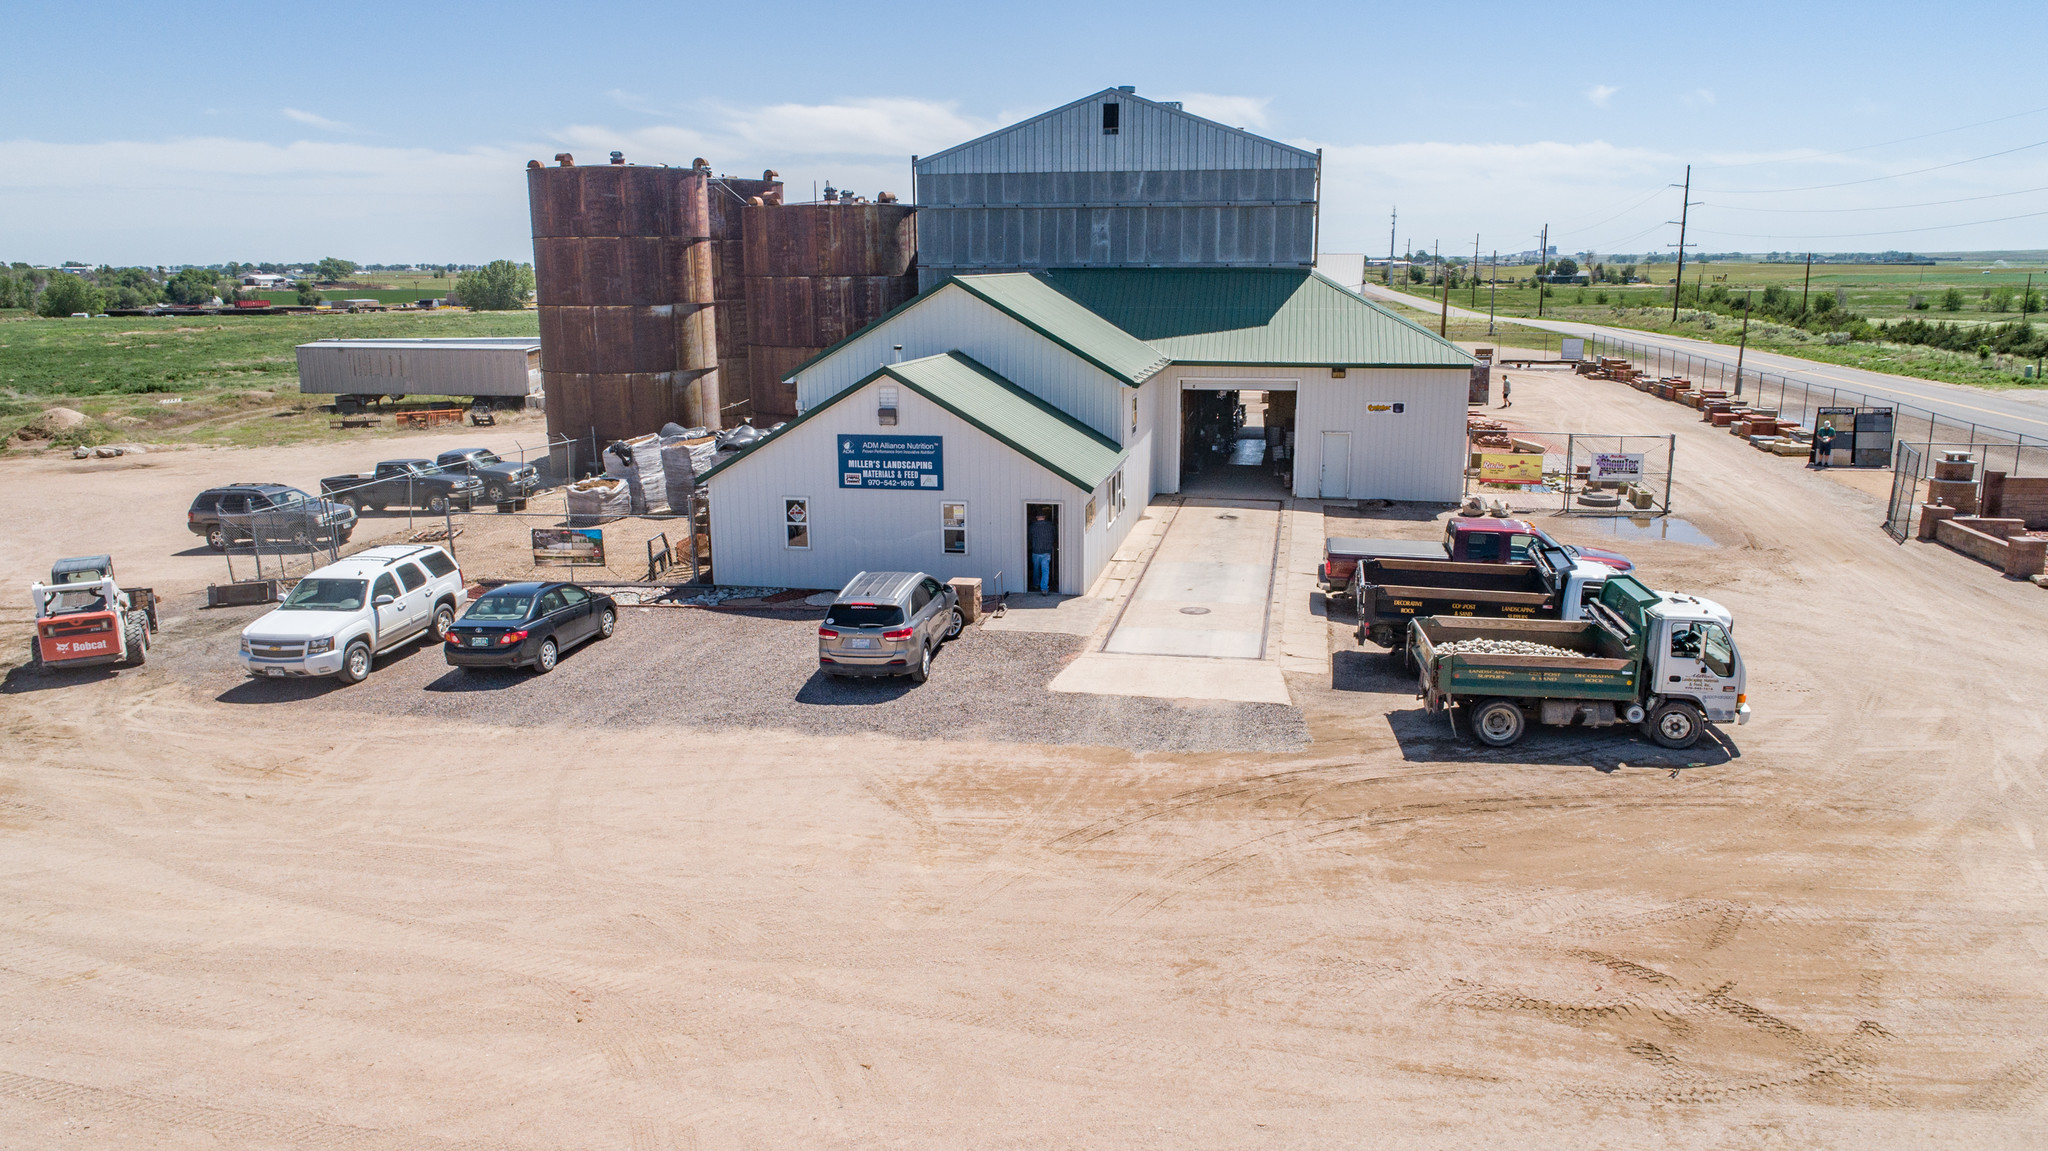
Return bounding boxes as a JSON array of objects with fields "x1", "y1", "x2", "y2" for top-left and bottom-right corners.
[{"x1": 1357, "y1": 282, "x2": 2048, "y2": 440}]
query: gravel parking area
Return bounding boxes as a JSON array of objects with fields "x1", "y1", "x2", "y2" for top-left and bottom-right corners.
[{"x1": 167, "y1": 606, "x2": 1309, "y2": 753}]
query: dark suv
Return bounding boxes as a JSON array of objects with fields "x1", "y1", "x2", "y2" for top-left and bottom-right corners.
[{"x1": 187, "y1": 484, "x2": 358, "y2": 551}]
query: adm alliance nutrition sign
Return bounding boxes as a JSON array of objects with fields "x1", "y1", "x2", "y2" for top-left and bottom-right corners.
[{"x1": 839, "y1": 435, "x2": 943, "y2": 490}]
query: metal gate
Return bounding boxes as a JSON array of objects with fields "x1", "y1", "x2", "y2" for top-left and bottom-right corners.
[{"x1": 1884, "y1": 441, "x2": 1922, "y2": 543}]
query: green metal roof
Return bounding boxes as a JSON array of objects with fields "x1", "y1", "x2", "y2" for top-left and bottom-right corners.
[
  {"x1": 1035, "y1": 267, "x2": 1476, "y2": 369},
  {"x1": 701, "y1": 352, "x2": 1126, "y2": 492},
  {"x1": 948, "y1": 274, "x2": 1172, "y2": 385}
]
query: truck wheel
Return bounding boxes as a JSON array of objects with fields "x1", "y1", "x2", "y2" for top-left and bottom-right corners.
[
  {"x1": 1646, "y1": 701, "x2": 1703, "y2": 749},
  {"x1": 338, "y1": 641, "x2": 372, "y2": 685},
  {"x1": 206, "y1": 524, "x2": 229, "y2": 551},
  {"x1": 121, "y1": 615, "x2": 148, "y2": 667},
  {"x1": 427, "y1": 495, "x2": 450, "y2": 515},
  {"x1": 484, "y1": 484, "x2": 505, "y2": 504},
  {"x1": 429, "y1": 602, "x2": 455, "y2": 643},
  {"x1": 290, "y1": 525, "x2": 312, "y2": 549},
  {"x1": 338, "y1": 495, "x2": 361, "y2": 515},
  {"x1": 1469, "y1": 698, "x2": 1527, "y2": 747}
]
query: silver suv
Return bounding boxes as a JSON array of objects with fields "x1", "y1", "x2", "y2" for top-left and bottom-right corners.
[{"x1": 817, "y1": 571, "x2": 963, "y2": 683}]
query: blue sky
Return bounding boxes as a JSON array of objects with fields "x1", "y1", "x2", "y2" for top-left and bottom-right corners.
[{"x1": 5, "y1": 1, "x2": 2045, "y2": 264}]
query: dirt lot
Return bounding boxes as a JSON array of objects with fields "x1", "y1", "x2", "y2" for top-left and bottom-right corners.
[{"x1": 3, "y1": 368, "x2": 2048, "y2": 1148}]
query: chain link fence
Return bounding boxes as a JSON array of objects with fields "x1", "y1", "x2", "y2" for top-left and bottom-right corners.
[
  {"x1": 1581, "y1": 331, "x2": 2048, "y2": 478},
  {"x1": 1464, "y1": 428, "x2": 1677, "y2": 516}
]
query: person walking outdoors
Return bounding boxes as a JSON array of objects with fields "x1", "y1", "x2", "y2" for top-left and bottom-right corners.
[
  {"x1": 1028, "y1": 510, "x2": 1056, "y2": 593},
  {"x1": 1812, "y1": 420, "x2": 1837, "y2": 469},
  {"x1": 1500, "y1": 375, "x2": 1512, "y2": 408}
]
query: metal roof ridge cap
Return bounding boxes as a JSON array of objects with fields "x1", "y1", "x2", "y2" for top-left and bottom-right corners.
[
  {"x1": 915, "y1": 88, "x2": 1317, "y2": 167},
  {"x1": 883, "y1": 354, "x2": 1123, "y2": 490}
]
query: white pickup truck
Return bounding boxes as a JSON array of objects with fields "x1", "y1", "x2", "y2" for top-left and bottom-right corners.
[{"x1": 240, "y1": 544, "x2": 467, "y2": 684}]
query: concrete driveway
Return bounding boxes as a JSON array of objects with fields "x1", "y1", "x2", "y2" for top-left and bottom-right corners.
[{"x1": 1103, "y1": 498, "x2": 1279, "y2": 659}]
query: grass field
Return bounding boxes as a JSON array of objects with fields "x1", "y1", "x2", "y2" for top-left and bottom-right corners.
[
  {"x1": 1383, "y1": 260, "x2": 2048, "y2": 389},
  {"x1": 0, "y1": 308, "x2": 539, "y2": 450}
]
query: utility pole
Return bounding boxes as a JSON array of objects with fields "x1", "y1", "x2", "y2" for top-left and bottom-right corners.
[
  {"x1": 1386, "y1": 206, "x2": 1397, "y2": 285},
  {"x1": 1439, "y1": 247, "x2": 1452, "y2": 337},
  {"x1": 1801, "y1": 251, "x2": 1813, "y2": 314},
  {"x1": 1734, "y1": 288, "x2": 1753, "y2": 397},
  {"x1": 1433, "y1": 239, "x2": 1440, "y2": 286},
  {"x1": 1488, "y1": 250, "x2": 1498, "y2": 336},
  {"x1": 1536, "y1": 224, "x2": 1549, "y2": 317},
  {"x1": 1471, "y1": 234, "x2": 1481, "y2": 309},
  {"x1": 1669, "y1": 164, "x2": 1699, "y2": 322}
]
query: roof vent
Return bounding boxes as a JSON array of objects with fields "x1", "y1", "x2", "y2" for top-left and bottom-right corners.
[
  {"x1": 609, "y1": 151, "x2": 625, "y2": 165},
  {"x1": 1117, "y1": 85, "x2": 1135, "y2": 93}
]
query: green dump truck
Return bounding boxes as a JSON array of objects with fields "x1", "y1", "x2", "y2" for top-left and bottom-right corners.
[{"x1": 1409, "y1": 573, "x2": 1747, "y2": 750}]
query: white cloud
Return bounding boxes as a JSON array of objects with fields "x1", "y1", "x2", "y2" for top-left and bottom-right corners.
[
  {"x1": 0, "y1": 136, "x2": 532, "y2": 264},
  {"x1": 1163, "y1": 93, "x2": 1272, "y2": 130},
  {"x1": 281, "y1": 107, "x2": 358, "y2": 133},
  {"x1": 1586, "y1": 85, "x2": 1619, "y2": 107},
  {"x1": 1689, "y1": 88, "x2": 1716, "y2": 106}
]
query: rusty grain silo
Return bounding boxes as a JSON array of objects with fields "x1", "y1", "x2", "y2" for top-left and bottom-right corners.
[
  {"x1": 706, "y1": 176, "x2": 781, "y2": 420},
  {"x1": 528, "y1": 161, "x2": 719, "y2": 449},
  {"x1": 741, "y1": 201, "x2": 918, "y2": 417}
]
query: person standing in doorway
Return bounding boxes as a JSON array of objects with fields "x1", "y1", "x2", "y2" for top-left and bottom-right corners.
[
  {"x1": 1813, "y1": 420, "x2": 1837, "y2": 469},
  {"x1": 1028, "y1": 510, "x2": 1056, "y2": 593},
  {"x1": 1500, "y1": 375, "x2": 1512, "y2": 408}
]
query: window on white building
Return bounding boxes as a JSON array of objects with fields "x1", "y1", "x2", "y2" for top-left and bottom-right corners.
[
  {"x1": 784, "y1": 497, "x2": 810, "y2": 549},
  {"x1": 877, "y1": 385, "x2": 898, "y2": 426},
  {"x1": 1106, "y1": 470, "x2": 1124, "y2": 526},
  {"x1": 942, "y1": 501, "x2": 967, "y2": 554}
]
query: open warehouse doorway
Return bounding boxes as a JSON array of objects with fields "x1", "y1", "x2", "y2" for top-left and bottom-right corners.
[{"x1": 1177, "y1": 382, "x2": 1295, "y2": 499}]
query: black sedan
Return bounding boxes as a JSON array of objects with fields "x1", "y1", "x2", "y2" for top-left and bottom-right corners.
[{"x1": 443, "y1": 581, "x2": 616, "y2": 673}]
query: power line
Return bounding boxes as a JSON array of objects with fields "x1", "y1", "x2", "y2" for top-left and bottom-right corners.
[
  {"x1": 1552, "y1": 185, "x2": 1672, "y2": 237},
  {"x1": 1703, "y1": 184, "x2": 2048, "y2": 214},
  {"x1": 1700, "y1": 102, "x2": 2048, "y2": 170},
  {"x1": 1709, "y1": 138, "x2": 2048, "y2": 194},
  {"x1": 1693, "y1": 208, "x2": 2048, "y2": 241}
]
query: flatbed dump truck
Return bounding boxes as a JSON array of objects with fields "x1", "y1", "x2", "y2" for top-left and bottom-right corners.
[
  {"x1": 1409, "y1": 573, "x2": 1748, "y2": 750},
  {"x1": 1349, "y1": 542, "x2": 1614, "y2": 657}
]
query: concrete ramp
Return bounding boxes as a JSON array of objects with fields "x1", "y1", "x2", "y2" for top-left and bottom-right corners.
[{"x1": 1102, "y1": 500, "x2": 1280, "y2": 659}]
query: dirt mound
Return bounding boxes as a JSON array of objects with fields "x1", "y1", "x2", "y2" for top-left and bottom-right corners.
[{"x1": 10, "y1": 407, "x2": 91, "y2": 442}]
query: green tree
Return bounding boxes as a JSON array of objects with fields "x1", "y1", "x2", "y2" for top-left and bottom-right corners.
[
  {"x1": 164, "y1": 267, "x2": 222, "y2": 305},
  {"x1": 454, "y1": 260, "x2": 536, "y2": 310},
  {"x1": 314, "y1": 257, "x2": 358, "y2": 283},
  {"x1": 36, "y1": 272, "x2": 105, "y2": 317},
  {"x1": 296, "y1": 280, "x2": 324, "y2": 305},
  {"x1": 1941, "y1": 287, "x2": 1965, "y2": 311},
  {"x1": 1553, "y1": 257, "x2": 1579, "y2": 280}
]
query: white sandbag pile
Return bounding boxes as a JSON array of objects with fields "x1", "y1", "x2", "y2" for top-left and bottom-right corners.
[
  {"x1": 659, "y1": 434, "x2": 718, "y2": 508},
  {"x1": 565, "y1": 476, "x2": 630, "y2": 525},
  {"x1": 604, "y1": 434, "x2": 667, "y2": 514}
]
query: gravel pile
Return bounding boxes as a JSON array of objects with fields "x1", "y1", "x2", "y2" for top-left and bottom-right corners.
[{"x1": 1434, "y1": 638, "x2": 1588, "y2": 659}]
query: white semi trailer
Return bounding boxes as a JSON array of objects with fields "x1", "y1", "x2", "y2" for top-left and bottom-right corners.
[{"x1": 295, "y1": 337, "x2": 542, "y2": 414}]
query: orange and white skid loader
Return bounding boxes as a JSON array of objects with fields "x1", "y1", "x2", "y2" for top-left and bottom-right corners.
[{"x1": 28, "y1": 555, "x2": 158, "y2": 672}]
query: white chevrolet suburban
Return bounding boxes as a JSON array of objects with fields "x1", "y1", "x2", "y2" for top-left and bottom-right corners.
[{"x1": 240, "y1": 544, "x2": 467, "y2": 684}]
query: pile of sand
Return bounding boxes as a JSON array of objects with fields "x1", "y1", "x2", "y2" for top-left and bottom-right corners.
[{"x1": 10, "y1": 407, "x2": 91, "y2": 442}]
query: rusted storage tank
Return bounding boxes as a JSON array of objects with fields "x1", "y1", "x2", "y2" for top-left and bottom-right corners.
[
  {"x1": 740, "y1": 201, "x2": 917, "y2": 416},
  {"x1": 528, "y1": 162, "x2": 719, "y2": 450},
  {"x1": 706, "y1": 175, "x2": 782, "y2": 419}
]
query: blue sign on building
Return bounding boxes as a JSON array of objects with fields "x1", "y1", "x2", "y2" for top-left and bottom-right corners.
[{"x1": 839, "y1": 435, "x2": 943, "y2": 490}]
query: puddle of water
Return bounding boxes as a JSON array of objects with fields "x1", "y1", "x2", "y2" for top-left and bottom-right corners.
[{"x1": 1579, "y1": 516, "x2": 1719, "y2": 547}]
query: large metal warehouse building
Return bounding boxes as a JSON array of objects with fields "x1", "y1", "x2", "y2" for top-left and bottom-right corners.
[{"x1": 912, "y1": 87, "x2": 1320, "y2": 290}]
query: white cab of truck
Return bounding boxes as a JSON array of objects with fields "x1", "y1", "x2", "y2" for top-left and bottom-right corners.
[{"x1": 240, "y1": 544, "x2": 467, "y2": 684}]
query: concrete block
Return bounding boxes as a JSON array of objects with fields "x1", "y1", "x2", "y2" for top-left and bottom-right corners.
[
  {"x1": 948, "y1": 577, "x2": 982, "y2": 623},
  {"x1": 1917, "y1": 502, "x2": 1958, "y2": 542}
]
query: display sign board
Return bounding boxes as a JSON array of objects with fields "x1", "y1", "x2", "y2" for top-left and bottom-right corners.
[
  {"x1": 1477, "y1": 453, "x2": 1544, "y2": 484},
  {"x1": 1591, "y1": 452, "x2": 1644, "y2": 482},
  {"x1": 532, "y1": 527, "x2": 605, "y2": 567},
  {"x1": 839, "y1": 435, "x2": 943, "y2": 490},
  {"x1": 1561, "y1": 338, "x2": 1585, "y2": 362}
]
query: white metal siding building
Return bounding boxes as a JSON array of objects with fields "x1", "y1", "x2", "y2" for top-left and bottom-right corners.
[{"x1": 700, "y1": 268, "x2": 1472, "y2": 594}]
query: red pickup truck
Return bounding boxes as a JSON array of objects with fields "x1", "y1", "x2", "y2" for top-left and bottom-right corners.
[{"x1": 1320, "y1": 517, "x2": 1634, "y2": 595}]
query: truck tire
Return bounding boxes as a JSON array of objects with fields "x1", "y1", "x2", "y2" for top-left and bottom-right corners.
[
  {"x1": 484, "y1": 484, "x2": 505, "y2": 504},
  {"x1": 338, "y1": 641, "x2": 372, "y2": 685},
  {"x1": 1645, "y1": 701, "x2": 1704, "y2": 749},
  {"x1": 1469, "y1": 698, "x2": 1527, "y2": 747},
  {"x1": 206, "y1": 523, "x2": 229, "y2": 551},
  {"x1": 338, "y1": 495, "x2": 362, "y2": 515},
  {"x1": 290, "y1": 525, "x2": 312, "y2": 549},
  {"x1": 429, "y1": 602, "x2": 456, "y2": 643},
  {"x1": 121, "y1": 614, "x2": 148, "y2": 667}
]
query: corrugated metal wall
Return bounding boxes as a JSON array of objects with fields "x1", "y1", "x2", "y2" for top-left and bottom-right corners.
[
  {"x1": 294, "y1": 342, "x2": 542, "y2": 399},
  {"x1": 790, "y1": 285, "x2": 1128, "y2": 440},
  {"x1": 706, "y1": 380, "x2": 1101, "y2": 595},
  {"x1": 1160, "y1": 366, "x2": 1465, "y2": 501},
  {"x1": 915, "y1": 91, "x2": 1318, "y2": 289},
  {"x1": 741, "y1": 202, "x2": 918, "y2": 418}
]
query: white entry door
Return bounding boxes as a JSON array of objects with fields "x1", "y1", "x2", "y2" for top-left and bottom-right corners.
[{"x1": 1319, "y1": 432, "x2": 1351, "y2": 498}]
